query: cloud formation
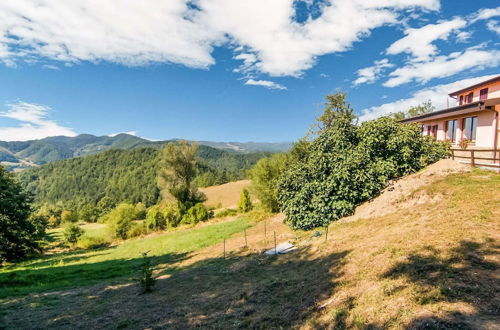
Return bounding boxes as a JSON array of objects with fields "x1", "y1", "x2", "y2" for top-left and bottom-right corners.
[
  {"x1": 353, "y1": 59, "x2": 393, "y2": 86},
  {"x1": 0, "y1": 0, "x2": 439, "y2": 77},
  {"x1": 359, "y1": 74, "x2": 498, "y2": 121},
  {"x1": 386, "y1": 18, "x2": 467, "y2": 61},
  {"x1": 0, "y1": 101, "x2": 76, "y2": 141},
  {"x1": 245, "y1": 79, "x2": 287, "y2": 90}
]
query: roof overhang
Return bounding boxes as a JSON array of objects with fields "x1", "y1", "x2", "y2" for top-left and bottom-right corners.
[
  {"x1": 400, "y1": 98, "x2": 500, "y2": 124},
  {"x1": 448, "y1": 75, "x2": 500, "y2": 97}
]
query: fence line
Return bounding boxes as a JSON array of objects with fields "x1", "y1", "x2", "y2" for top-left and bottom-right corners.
[{"x1": 451, "y1": 148, "x2": 500, "y2": 169}]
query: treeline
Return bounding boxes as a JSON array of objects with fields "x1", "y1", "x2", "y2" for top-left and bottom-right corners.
[{"x1": 17, "y1": 145, "x2": 269, "y2": 217}]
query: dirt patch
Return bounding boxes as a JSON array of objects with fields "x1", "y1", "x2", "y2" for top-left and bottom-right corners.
[
  {"x1": 200, "y1": 180, "x2": 250, "y2": 209},
  {"x1": 341, "y1": 159, "x2": 471, "y2": 223}
]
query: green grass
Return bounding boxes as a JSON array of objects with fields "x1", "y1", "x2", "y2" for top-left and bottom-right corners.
[{"x1": 0, "y1": 217, "x2": 252, "y2": 298}]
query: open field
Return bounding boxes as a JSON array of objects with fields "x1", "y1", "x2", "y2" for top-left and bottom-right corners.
[
  {"x1": 1, "y1": 169, "x2": 499, "y2": 329},
  {"x1": 200, "y1": 179, "x2": 250, "y2": 209}
]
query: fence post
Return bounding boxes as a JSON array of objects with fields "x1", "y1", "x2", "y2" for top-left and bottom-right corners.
[
  {"x1": 274, "y1": 231, "x2": 277, "y2": 255},
  {"x1": 325, "y1": 226, "x2": 328, "y2": 242},
  {"x1": 264, "y1": 220, "x2": 267, "y2": 244},
  {"x1": 244, "y1": 229, "x2": 248, "y2": 247},
  {"x1": 223, "y1": 239, "x2": 226, "y2": 259},
  {"x1": 470, "y1": 150, "x2": 475, "y2": 168},
  {"x1": 451, "y1": 149, "x2": 454, "y2": 160}
]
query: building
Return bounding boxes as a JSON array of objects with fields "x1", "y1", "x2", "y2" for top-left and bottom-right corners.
[{"x1": 401, "y1": 75, "x2": 500, "y2": 150}]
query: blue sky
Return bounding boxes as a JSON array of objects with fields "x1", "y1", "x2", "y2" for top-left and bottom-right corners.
[{"x1": 0, "y1": 1, "x2": 499, "y2": 142}]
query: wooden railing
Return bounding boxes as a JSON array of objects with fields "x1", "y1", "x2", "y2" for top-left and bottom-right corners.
[{"x1": 451, "y1": 148, "x2": 500, "y2": 169}]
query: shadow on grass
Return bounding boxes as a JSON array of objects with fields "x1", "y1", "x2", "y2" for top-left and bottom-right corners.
[
  {"x1": 0, "y1": 251, "x2": 189, "y2": 298},
  {"x1": 382, "y1": 240, "x2": 499, "y2": 329},
  {"x1": 2, "y1": 247, "x2": 350, "y2": 329}
]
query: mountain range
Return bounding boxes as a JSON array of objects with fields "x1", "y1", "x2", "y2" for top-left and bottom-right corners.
[{"x1": 0, "y1": 134, "x2": 292, "y2": 171}]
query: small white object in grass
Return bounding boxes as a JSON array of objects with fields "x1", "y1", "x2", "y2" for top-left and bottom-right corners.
[{"x1": 264, "y1": 242, "x2": 297, "y2": 255}]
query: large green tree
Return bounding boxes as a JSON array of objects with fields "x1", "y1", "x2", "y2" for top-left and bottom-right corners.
[
  {"x1": 158, "y1": 141, "x2": 206, "y2": 207},
  {"x1": 278, "y1": 94, "x2": 450, "y2": 230},
  {"x1": 0, "y1": 166, "x2": 42, "y2": 263}
]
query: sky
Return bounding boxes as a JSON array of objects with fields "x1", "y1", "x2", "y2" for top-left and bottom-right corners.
[{"x1": 0, "y1": 1, "x2": 499, "y2": 143}]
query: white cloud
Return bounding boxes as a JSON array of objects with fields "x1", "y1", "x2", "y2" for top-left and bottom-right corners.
[
  {"x1": 386, "y1": 18, "x2": 467, "y2": 61},
  {"x1": 470, "y1": 6, "x2": 500, "y2": 22},
  {"x1": 359, "y1": 74, "x2": 498, "y2": 121},
  {"x1": 0, "y1": 0, "x2": 439, "y2": 77},
  {"x1": 0, "y1": 101, "x2": 76, "y2": 141},
  {"x1": 384, "y1": 45, "x2": 500, "y2": 87},
  {"x1": 245, "y1": 79, "x2": 287, "y2": 90},
  {"x1": 353, "y1": 58, "x2": 393, "y2": 86},
  {"x1": 487, "y1": 20, "x2": 500, "y2": 35}
]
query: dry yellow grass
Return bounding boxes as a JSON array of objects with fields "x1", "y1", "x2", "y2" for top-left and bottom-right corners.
[
  {"x1": 1, "y1": 169, "x2": 498, "y2": 329},
  {"x1": 200, "y1": 179, "x2": 250, "y2": 209}
]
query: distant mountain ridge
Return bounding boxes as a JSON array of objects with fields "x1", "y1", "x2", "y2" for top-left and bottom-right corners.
[{"x1": 0, "y1": 134, "x2": 292, "y2": 170}]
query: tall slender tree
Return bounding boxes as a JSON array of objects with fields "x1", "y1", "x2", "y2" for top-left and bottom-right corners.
[{"x1": 157, "y1": 141, "x2": 205, "y2": 207}]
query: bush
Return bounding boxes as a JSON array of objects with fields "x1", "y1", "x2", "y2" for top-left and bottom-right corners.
[
  {"x1": 61, "y1": 210, "x2": 78, "y2": 223},
  {"x1": 127, "y1": 222, "x2": 146, "y2": 238},
  {"x1": 145, "y1": 206, "x2": 166, "y2": 232},
  {"x1": 139, "y1": 251, "x2": 155, "y2": 293},
  {"x1": 237, "y1": 188, "x2": 253, "y2": 213},
  {"x1": 181, "y1": 203, "x2": 212, "y2": 225},
  {"x1": 215, "y1": 208, "x2": 238, "y2": 218},
  {"x1": 103, "y1": 203, "x2": 137, "y2": 239},
  {"x1": 134, "y1": 202, "x2": 147, "y2": 220},
  {"x1": 278, "y1": 101, "x2": 450, "y2": 230},
  {"x1": 76, "y1": 235, "x2": 109, "y2": 249},
  {"x1": 64, "y1": 223, "x2": 84, "y2": 245}
]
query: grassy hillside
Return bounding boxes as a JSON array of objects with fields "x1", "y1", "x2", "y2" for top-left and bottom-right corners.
[{"x1": 1, "y1": 169, "x2": 498, "y2": 328}]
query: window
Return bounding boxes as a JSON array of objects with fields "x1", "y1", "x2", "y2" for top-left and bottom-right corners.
[
  {"x1": 459, "y1": 95, "x2": 464, "y2": 105},
  {"x1": 431, "y1": 125, "x2": 438, "y2": 139},
  {"x1": 466, "y1": 92, "x2": 473, "y2": 104},
  {"x1": 479, "y1": 88, "x2": 488, "y2": 101},
  {"x1": 446, "y1": 119, "x2": 458, "y2": 142},
  {"x1": 426, "y1": 125, "x2": 431, "y2": 136},
  {"x1": 462, "y1": 116, "x2": 478, "y2": 142}
]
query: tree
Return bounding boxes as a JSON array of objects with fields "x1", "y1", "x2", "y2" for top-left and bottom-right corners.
[
  {"x1": 278, "y1": 94, "x2": 449, "y2": 230},
  {"x1": 237, "y1": 188, "x2": 253, "y2": 213},
  {"x1": 63, "y1": 223, "x2": 84, "y2": 245},
  {"x1": 314, "y1": 93, "x2": 356, "y2": 134},
  {"x1": 392, "y1": 100, "x2": 435, "y2": 120},
  {"x1": 181, "y1": 203, "x2": 211, "y2": 225},
  {"x1": 248, "y1": 153, "x2": 288, "y2": 212},
  {"x1": 0, "y1": 166, "x2": 42, "y2": 263},
  {"x1": 157, "y1": 141, "x2": 206, "y2": 207},
  {"x1": 145, "y1": 205, "x2": 166, "y2": 232}
]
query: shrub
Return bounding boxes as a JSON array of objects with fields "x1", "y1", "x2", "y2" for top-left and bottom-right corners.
[
  {"x1": 278, "y1": 98, "x2": 450, "y2": 230},
  {"x1": 162, "y1": 204, "x2": 182, "y2": 228},
  {"x1": 134, "y1": 202, "x2": 147, "y2": 220},
  {"x1": 145, "y1": 206, "x2": 166, "y2": 232},
  {"x1": 237, "y1": 188, "x2": 253, "y2": 213},
  {"x1": 127, "y1": 222, "x2": 146, "y2": 238},
  {"x1": 139, "y1": 251, "x2": 155, "y2": 293},
  {"x1": 61, "y1": 210, "x2": 78, "y2": 223},
  {"x1": 215, "y1": 208, "x2": 238, "y2": 218},
  {"x1": 76, "y1": 235, "x2": 109, "y2": 249},
  {"x1": 103, "y1": 203, "x2": 137, "y2": 239},
  {"x1": 64, "y1": 223, "x2": 84, "y2": 245},
  {"x1": 181, "y1": 203, "x2": 212, "y2": 225}
]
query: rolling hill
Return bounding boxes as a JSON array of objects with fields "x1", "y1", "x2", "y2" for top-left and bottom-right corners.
[
  {"x1": 16, "y1": 146, "x2": 268, "y2": 209},
  {"x1": 0, "y1": 134, "x2": 292, "y2": 171}
]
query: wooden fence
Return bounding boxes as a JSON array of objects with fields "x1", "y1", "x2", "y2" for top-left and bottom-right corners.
[{"x1": 451, "y1": 148, "x2": 500, "y2": 169}]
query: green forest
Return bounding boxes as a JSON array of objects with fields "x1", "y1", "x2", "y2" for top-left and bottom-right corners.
[{"x1": 17, "y1": 145, "x2": 268, "y2": 213}]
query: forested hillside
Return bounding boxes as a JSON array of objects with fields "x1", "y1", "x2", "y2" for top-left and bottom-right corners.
[
  {"x1": 17, "y1": 146, "x2": 269, "y2": 210},
  {"x1": 1, "y1": 134, "x2": 290, "y2": 171}
]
